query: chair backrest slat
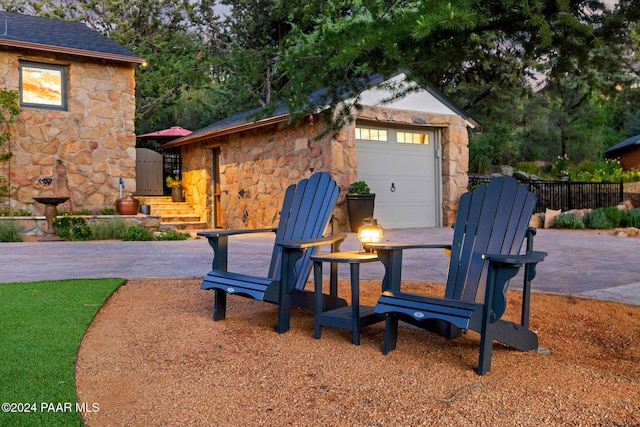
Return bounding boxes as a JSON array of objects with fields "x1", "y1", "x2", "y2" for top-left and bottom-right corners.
[
  {"x1": 445, "y1": 177, "x2": 536, "y2": 303},
  {"x1": 267, "y1": 172, "x2": 339, "y2": 289}
]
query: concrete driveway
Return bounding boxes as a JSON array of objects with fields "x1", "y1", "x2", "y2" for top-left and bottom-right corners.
[{"x1": 1, "y1": 228, "x2": 639, "y2": 305}]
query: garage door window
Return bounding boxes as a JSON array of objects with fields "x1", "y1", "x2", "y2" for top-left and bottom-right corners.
[
  {"x1": 355, "y1": 127, "x2": 387, "y2": 142},
  {"x1": 357, "y1": 127, "x2": 430, "y2": 145},
  {"x1": 397, "y1": 131, "x2": 429, "y2": 145}
]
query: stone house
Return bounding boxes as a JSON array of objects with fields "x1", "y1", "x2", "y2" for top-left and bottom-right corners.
[
  {"x1": 164, "y1": 73, "x2": 478, "y2": 230},
  {"x1": 0, "y1": 11, "x2": 143, "y2": 214}
]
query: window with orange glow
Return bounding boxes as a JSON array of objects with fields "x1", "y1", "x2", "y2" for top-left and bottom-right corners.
[{"x1": 19, "y1": 62, "x2": 67, "y2": 110}]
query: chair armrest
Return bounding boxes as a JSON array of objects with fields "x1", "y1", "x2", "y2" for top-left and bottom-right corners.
[
  {"x1": 197, "y1": 228, "x2": 277, "y2": 238},
  {"x1": 276, "y1": 233, "x2": 347, "y2": 250},
  {"x1": 364, "y1": 243, "x2": 451, "y2": 251},
  {"x1": 198, "y1": 228, "x2": 278, "y2": 271},
  {"x1": 482, "y1": 251, "x2": 547, "y2": 267},
  {"x1": 482, "y1": 251, "x2": 547, "y2": 322}
]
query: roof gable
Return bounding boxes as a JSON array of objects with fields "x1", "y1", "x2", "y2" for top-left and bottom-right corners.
[
  {"x1": 0, "y1": 11, "x2": 143, "y2": 64},
  {"x1": 351, "y1": 73, "x2": 478, "y2": 127}
]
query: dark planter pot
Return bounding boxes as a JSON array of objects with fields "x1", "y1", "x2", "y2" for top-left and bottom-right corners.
[
  {"x1": 171, "y1": 187, "x2": 182, "y2": 202},
  {"x1": 140, "y1": 204, "x2": 151, "y2": 215},
  {"x1": 115, "y1": 196, "x2": 140, "y2": 215},
  {"x1": 346, "y1": 193, "x2": 375, "y2": 232}
]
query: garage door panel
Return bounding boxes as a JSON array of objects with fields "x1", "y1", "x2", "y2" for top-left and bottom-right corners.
[
  {"x1": 356, "y1": 128, "x2": 440, "y2": 228},
  {"x1": 375, "y1": 201, "x2": 435, "y2": 228}
]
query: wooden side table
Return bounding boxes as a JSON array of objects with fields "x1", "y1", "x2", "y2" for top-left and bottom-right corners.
[{"x1": 311, "y1": 251, "x2": 385, "y2": 345}]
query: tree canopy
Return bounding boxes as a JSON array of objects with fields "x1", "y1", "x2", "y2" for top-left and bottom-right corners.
[{"x1": 3, "y1": 0, "x2": 640, "y2": 167}]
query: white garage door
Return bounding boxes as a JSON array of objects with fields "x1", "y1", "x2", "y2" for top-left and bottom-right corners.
[{"x1": 355, "y1": 124, "x2": 441, "y2": 228}]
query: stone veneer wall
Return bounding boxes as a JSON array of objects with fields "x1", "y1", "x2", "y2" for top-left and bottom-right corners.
[
  {"x1": 0, "y1": 49, "x2": 137, "y2": 215},
  {"x1": 181, "y1": 107, "x2": 469, "y2": 230},
  {"x1": 624, "y1": 182, "x2": 640, "y2": 207},
  {"x1": 181, "y1": 116, "x2": 340, "y2": 229}
]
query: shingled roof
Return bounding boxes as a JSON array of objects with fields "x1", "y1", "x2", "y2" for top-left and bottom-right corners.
[
  {"x1": 0, "y1": 11, "x2": 143, "y2": 64},
  {"x1": 606, "y1": 134, "x2": 640, "y2": 159}
]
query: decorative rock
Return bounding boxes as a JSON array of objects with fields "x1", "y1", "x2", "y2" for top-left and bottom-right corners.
[
  {"x1": 513, "y1": 170, "x2": 530, "y2": 181},
  {"x1": 499, "y1": 165, "x2": 515, "y2": 176},
  {"x1": 529, "y1": 213, "x2": 544, "y2": 229},
  {"x1": 537, "y1": 347, "x2": 552, "y2": 356},
  {"x1": 544, "y1": 208, "x2": 561, "y2": 228},
  {"x1": 615, "y1": 227, "x2": 639, "y2": 237},
  {"x1": 616, "y1": 200, "x2": 633, "y2": 210}
]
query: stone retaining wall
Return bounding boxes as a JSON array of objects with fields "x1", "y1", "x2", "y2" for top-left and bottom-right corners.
[
  {"x1": 2, "y1": 215, "x2": 160, "y2": 241},
  {"x1": 624, "y1": 182, "x2": 640, "y2": 207}
]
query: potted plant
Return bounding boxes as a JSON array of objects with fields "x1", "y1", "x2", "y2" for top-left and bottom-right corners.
[
  {"x1": 346, "y1": 180, "x2": 375, "y2": 232},
  {"x1": 166, "y1": 175, "x2": 182, "y2": 202},
  {"x1": 138, "y1": 197, "x2": 151, "y2": 215}
]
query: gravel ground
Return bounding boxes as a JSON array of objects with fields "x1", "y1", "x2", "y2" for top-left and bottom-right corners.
[{"x1": 76, "y1": 279, "x2": 640, "y2": 426}]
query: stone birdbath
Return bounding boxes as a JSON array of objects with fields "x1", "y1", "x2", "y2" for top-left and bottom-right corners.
[{"x1": 33, "y1": 196, "x2": 70, "y2": 241}]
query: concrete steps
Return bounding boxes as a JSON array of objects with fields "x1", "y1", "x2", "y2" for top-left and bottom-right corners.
[{"x1": 139, "y1": 196, "x2": 207, "y2": 231}]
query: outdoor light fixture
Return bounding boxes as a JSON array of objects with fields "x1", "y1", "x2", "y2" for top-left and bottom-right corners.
[{"x1": 358, "y1": 217, "x2": 384, "y2": 252}]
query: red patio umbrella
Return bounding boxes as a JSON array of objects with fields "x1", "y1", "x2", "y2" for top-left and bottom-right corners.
[{"x1": 138, "y1": 126, "x2": 192, "y2": 140}]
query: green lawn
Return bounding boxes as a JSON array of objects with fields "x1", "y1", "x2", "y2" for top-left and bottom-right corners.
[{"x1": 0, "y1": 278, "x2": 124, "y2": 427}]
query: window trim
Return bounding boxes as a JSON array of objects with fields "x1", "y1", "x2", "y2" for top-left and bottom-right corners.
[{"x1": 19, "y1": 61, "x2": 68, "y2": 111}]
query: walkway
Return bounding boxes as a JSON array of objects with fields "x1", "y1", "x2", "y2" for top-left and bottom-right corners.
[{"x1": 1, "y1": 228, "x2": 639, "y2": 305}]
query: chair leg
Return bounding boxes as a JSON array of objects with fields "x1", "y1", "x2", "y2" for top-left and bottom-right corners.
[
  {"x1": 276, "y1": 294, "x2": 291, "y2": 334},
  {"x1": 213, "y1": 289, "x2": 227, "y2": 321},
  {"x1": 382, "y1": 314, "x2": 399, "y2": 354},
  {"x1": 477, "y1": 325, "x2": 494, "y2": 375}
]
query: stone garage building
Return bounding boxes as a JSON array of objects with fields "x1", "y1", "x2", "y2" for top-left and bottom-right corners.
[
  {"x1": 165, "y1": 74, "x2": 478, "y2": 230},
  {"x1": 0, "y1": 11, "x2": 143, "y2": 214}
]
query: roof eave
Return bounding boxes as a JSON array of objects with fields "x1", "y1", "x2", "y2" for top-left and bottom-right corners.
[
  {"x1": 163, "y1": 114, "x2": 292, "y2": 149},
  {"x1": 0, "y1": 38, "x2": 145, "y2": 64}
]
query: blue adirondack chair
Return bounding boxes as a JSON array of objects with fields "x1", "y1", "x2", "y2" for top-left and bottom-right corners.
[
  {"x1": 198, "y1": 172, "x2": 348, "y2": 333},
  {"x1": 367, "y1": 176, "x2": 547, "y2": 375}
]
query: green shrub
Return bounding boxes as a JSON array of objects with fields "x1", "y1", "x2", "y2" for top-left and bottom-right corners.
[
  {"x1": 121, "y1": 225, "x2": 154, "y2": 241},
  {"x1": 0, "y1": 208, "x2": 32, "y2": 216},
  {"x1": 583, "y1": 207, "x2": 623, "y2": 229},
  {"x1": 156, "y1": 229, "x2": 190, "y2": 241},
  {"x1": 515, "y1": 162, "x2": 543, "y2": 175},
  {"x1": 622, "y1": 208, "x2": 640, "y2": 228},
  {"x1": 99, "y1": 206, "x2": 117, "y2": 215},
  {"x1": 552, "y1": 213, "x2": 585, "y2": 229},
  {"x1": 601, "y1": 207, "x2": 623, "y2": 228},
  {"x1": 57, "y1": 209, "x2": 92, "y2": 216},
  {"x1": 0, "y1": 220, "x2": 23, "y2": 242},
  {"x1": 53, "y1": 216, "x2": 93, "y2": 240},
  {"x1": 91, "y1": 218, "x2": 130, "y2": 240},
  {"x1": 583, "y1": 210, "x2": 610, "y2": 229}
]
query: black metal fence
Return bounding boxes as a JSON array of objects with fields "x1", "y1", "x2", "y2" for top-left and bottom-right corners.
[{"x1": 468, "y1": 176, "x2": 624, "y2": 212}]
